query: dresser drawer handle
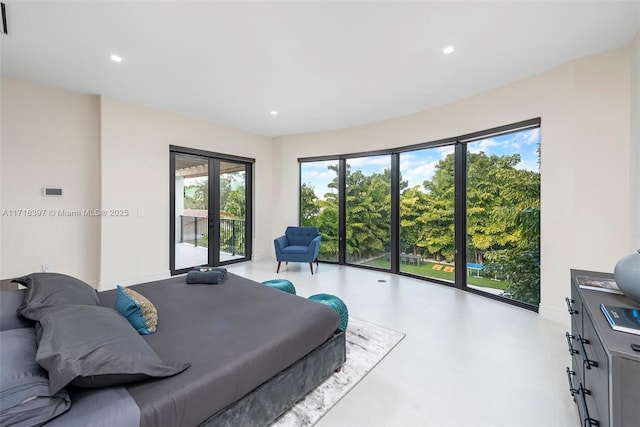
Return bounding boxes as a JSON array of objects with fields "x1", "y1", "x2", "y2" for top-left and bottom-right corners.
[
  {"x1": 577, "y1": 336, "x2": 598, "y2": 369},
  {"x1": 577, "y1": 385, "x2": 600, "y2": 427},
  {"x1": 565, "y1": 367, "x2": 578, "y2": 396},
  {"x1": 566, "y1": 332, "x2": 579, "y2": 356},
  {"x1": 565, "y1": 297, "x2": 579, "y2": 315}
]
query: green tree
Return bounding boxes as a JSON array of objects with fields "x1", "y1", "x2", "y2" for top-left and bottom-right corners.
[
  {"x1": 224, "y1": 186, "x2": 245, "y2": 218},
  {"x1": 316, "y1": 201, "x2": 339, "y2": 260},
  {"x1": 219, "y1": 175, "x2": 232, "y2": 211},
  {"x1": 484, "y1": 152, "x2": 541, "y2": 305},
  {"x1": 415, "y1": 153, "x2": 455, "y2": 261},
  {"x1": 184, "y1": 179, "x2": 208, "y2": 209},
  {"x1": 300, "y1": 145, "x2": 540, "y2": 306},
  {"x1": 300, "y1": 183, "x2": 320, "y2": 225},
  {"x1": 466, "y1": 152, "x2": 523, "y2": 264},
  {"x1": 399, "y1": 186, "x2": 424, "y2": 253},
  {"x1": 303, "y1": 163, "x2": 392, "y2": 261},
  {"x1": 316, "y1": 166, "x2": 341, "y2": 260},
  {"x1": 404, "y1": 148, "x2": 540, "y2": 290},
  {"x1": 344, "y1": 166, "x2": 391, "y2": 261}
]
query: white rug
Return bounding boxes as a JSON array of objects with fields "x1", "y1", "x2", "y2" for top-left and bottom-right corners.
[{"x1": 272, "y1": 317, "x2": 406, "y2": 426}]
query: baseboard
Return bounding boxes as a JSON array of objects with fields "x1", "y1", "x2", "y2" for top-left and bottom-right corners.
[
  {"x1": 99, "y1": 270, "x2": 171, "y2": 291},
  {"x1": 538, "y1": 303, "x2": 570, "y2": 328}
]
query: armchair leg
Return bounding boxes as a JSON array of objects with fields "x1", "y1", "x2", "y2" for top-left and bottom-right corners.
[
  {"x1": 277, "y1": 262, "x2": 281, "y2": 273},
  {"x1": 308, "y1": 259, "x2": 319, "y2": 275}
]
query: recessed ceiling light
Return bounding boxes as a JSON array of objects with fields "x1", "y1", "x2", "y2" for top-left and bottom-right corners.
[
  {"x1": 270, "y1": 110, "x2": 278, "y2": 115},
  {"x1": 110, "y1": 54, "x2": 123, "y2": 63},
  {"x1": 442, "y1": 46, "x2": 455, "y2": 55}
]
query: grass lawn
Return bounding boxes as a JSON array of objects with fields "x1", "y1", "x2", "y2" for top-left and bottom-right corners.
[{"x1": 362, "y1": 258, "x2": 508, "y2": 291}]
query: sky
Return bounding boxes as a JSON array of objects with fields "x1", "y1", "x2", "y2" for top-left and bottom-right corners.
[{"x1": 301, "y1": 128, "x2": 540, "y2": 200}]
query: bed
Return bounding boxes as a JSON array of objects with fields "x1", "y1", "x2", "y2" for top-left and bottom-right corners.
[{"x1": 0, "y1": 272, "x2": 346, "y2": 427}]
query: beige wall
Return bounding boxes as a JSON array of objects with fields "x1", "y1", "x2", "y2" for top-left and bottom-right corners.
[
  {"x1": 1, "y1": 42, "x2": 636, "y2": 321},
  {"x1": 0, "y1": 78, "x2": 272, "y2": 289},
  {"x1": 273, "y1": 48, "x2": 633, "y2": 323},
  {"x1": 99, "y1": 97, "x2": 272, "y2": 288},
  {"x1": 0, "y1": 77, "x2": 101, "y2": 285},
  {"x1": 630, "y1": 31, "x2": 640, "y2": 250}
]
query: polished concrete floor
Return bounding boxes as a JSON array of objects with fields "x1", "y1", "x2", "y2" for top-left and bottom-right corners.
[{"x1": 227, "y1": 260, "x2": 578, "y2": 427}]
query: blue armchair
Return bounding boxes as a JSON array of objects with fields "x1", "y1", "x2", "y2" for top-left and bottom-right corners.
[{"x1": 274, "y1": 226, "x2": 322, "y2": 274}]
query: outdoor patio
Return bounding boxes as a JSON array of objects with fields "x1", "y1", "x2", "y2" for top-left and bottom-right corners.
[{"x1": 175, "y1": 243, "x2": 243, "y2": 270}]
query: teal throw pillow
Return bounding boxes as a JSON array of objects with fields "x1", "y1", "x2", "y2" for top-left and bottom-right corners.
[{"x1": 115, "y1": 286, "x2": 158, "y2": 335}]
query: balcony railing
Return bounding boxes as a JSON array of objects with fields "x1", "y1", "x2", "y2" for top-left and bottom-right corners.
[
  {"x1": 179, "y1": 216, "x2": 207, "y2": 247},
  {"x1": 179, "y1": 216, "x2": 245, "y2": 256},
  {"x1": 219, "y1": 217, "x2": 245, "y2": 256}
]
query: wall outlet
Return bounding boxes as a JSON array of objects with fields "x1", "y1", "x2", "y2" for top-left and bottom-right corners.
[{"x1": 41, "y1": 265, "x2": 51, "y2": 272}]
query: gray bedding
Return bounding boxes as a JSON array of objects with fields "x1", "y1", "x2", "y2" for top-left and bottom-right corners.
[
  {"x1": 45, "y1": 387, "x2": 140, "y2": 427},
  {"x1": 97, "y1": 273, "x2": 340, "y2": 427}
]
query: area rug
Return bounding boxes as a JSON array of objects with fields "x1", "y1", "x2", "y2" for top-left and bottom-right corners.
[{"x1": 272, "y1": 317, "x2": 406, "y2": 426}]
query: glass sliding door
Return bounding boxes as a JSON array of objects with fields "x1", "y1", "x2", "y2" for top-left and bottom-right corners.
[
  {"x1": 399, "y1": 146, "x2": 456, "y2": 281},
  {"x1": 173, "y1": 154, "x2": 210, "y2": 270},
  {"x1": 465, "y1": 128, "x2": 540, "y2": 306},
  {"x1": 171, "y1": 147, "x2": 253, "y2": 275},
  {"x1": 345, "y1": 155, "x2": 391, "y2": 269},
  {"x1": 300, "y1": 160, "x2": 339, "y2": 262}
]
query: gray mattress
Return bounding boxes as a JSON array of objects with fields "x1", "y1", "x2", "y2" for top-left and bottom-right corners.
[{"x1": 97, "y1": 273, "x2": 340, "y2": 427}]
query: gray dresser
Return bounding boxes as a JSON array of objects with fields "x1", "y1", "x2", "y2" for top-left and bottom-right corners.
[{"x1": 566, "y1": 269, "x2": 640, "y2": 427}]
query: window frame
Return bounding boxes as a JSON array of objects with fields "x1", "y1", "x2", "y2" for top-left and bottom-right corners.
[{"x1": 298, "y1": 118, "x2": 541, "y2": 311}]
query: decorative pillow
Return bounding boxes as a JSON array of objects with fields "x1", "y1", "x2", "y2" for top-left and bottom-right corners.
[
  {"x1": 0, "y1": 328, "x2": 71, "y2": 426},
  {"x1": 35, "y1": 305, "x2": 190, "y2": 395},
  {"x1": 14, "y1": 273, "x2": 99, "y2": 321},
  {"x1": 115, "y1": 285, "x2": 158, "y2": 335}
]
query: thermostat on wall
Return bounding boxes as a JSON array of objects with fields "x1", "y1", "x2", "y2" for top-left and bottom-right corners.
[{"x1": 43, "y1": 188, "x2": 63, "y2": 197}]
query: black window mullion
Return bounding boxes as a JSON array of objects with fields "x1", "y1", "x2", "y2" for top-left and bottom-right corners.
[
  {"x1": 454, "y1": 142, "x2": 467, "y2": 290},
  {"x1": 390, "y1": 153, "x2": 400, "y2": 273},
  {"x1": 209, "y1": 159, "x2": 221, "y2": 266},
  {"x1": 298, "y1": 163, "x2": 302, "y2": 225},
  {"x1": 169, "y1": 152, "x2": 177, "y2": 275},
  {"x1": 244, "y1": 164, "x2": 253, "y2": 262},
  {"x1": 338, "y1": 158, "x2": 346, "y2": 265}
]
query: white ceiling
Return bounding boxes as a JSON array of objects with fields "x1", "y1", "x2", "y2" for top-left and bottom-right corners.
[{"x1": 1, "y1": 1, "x2": 639, "y2": 137}]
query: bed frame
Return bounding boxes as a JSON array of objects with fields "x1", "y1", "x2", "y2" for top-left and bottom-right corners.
[{"x1": 201, "y1": 330, "x2": 346, "y2": 426}]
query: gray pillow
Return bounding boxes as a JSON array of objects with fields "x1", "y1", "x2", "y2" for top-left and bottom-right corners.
[
  {"x1": 0, "y1": 290, "x2": 34, "y2": 331},
  {"x1": 0, "y1": 328, "x2": 71, "y2": 426},
  {"x1": 14, "y1": 273, "x2": 99, "y2": 321},
  {"x1": 35, "y1": 305, "x2": 190, "y2": 395}
]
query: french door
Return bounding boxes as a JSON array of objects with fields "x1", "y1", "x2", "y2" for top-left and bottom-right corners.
[{"x1": 170, "y1": 146, "x2": 253, "y2": 274}]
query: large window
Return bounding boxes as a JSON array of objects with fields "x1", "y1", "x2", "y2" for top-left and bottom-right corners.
[
  {"x1": 299, "y1": 120, "x2": 540, "y2": 309},
  {"x1": 345, "y1": 155, "x2": 391, "y2": 268},
  {"x1": 465, "y1": 128, "x2": 541, "y2": 306},
  {"x1": 399, "y1": 146, "x2": 455, "y2": 281}
]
